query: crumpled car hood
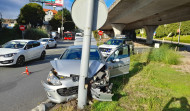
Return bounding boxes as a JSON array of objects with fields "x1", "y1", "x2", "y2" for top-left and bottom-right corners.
[{"x1": 50, "y1": 60, "x2": 105, "y2": 78}]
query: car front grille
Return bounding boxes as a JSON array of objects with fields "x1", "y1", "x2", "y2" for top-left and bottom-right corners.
[
  {"x1": 57, "y1": 86, "x2": 78, "y2": 96},
  {"x1": 0, "y1": 55, "x2": 4, "y2": 57},
  {"x1": 99, "y1": 48, "x2": 112, "y2": 52}
]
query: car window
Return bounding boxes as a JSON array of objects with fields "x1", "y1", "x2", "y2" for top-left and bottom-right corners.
[
  {"x1": 33, "y1": 41, "x2": 40, "y2": 47},
  {"x1": 2, "y1": 41, "x2": 27, "y2": 49},
  {"x1": 60, "y1": 48, "x2": 100, "y2": 60},
  {"x1": 49, "y1": 39, "x2": 54, "y2": 42},
  {"x1": 107, "y1": 45, "x2": 129, "y2": 62},
  {"x1": 26, "y1": 42, "x2": 33, "y2": 49},
  {"x1": 106, "y1": 39, "x2": 123, "y2": 45}
]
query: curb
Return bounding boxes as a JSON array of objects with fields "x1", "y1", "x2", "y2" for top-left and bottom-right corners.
[{"x1": 31, "y1": 99, "x2": 55, "y2": 111}]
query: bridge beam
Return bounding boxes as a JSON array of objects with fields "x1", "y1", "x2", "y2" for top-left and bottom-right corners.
[
  {"x1": 111, "y1": 23, "x2": 125, "y2": 37},
  {"x1": 144, "y1": 25, "x2": 158, "y2": 44}
]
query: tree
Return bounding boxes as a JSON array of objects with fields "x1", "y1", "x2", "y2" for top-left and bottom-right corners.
[
  {"x1": 49, "y1": 8, "x2": 75, "y2": 31},
  {"x1": 17, "y1": 3, "x2": 45, "y2": 27}
]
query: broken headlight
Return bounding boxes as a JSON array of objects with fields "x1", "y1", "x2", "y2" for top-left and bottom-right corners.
[
  {"x1": 71, "y1": 75, "x2": 79, "y2": 82},
  {"x1": 47, "y1": 71, "x2": 62, "y2": 86}
]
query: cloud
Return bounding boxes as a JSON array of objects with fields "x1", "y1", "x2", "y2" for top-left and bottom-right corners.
[{"x1": 0, "y1": 0, "x2": 29, "y2": 19}]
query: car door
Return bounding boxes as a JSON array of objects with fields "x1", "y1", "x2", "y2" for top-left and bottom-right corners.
[
  {"x1": 106, "y1": 45, "x2": 130, "y2": 78},
  {"x1": 32, "y1": 41, "x2": 42, "y2": 58},
  {"x1": 24, "y1": 42, "x2": 34, "y2": 61},
  {"x1": 48, "y1": 39, "x2": 54, "y2": 47}
]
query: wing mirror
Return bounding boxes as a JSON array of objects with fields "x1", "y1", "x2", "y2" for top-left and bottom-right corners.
[
  {"x1": 111, "y1": 58, "x2": 120, "y2": 63},
  {"x1": 54, "y1": 58, "x2": 58, "y2": 60},
  {"x1": 24, "y1": 46, "x2": 28, "y2": 50}
]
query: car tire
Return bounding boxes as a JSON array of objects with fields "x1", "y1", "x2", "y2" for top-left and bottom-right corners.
[
  {"x1": 54, "y1": 44, "x2": 57, "y2": 48},
  {"x1": 40, "y1": 51, "x2": 46, "y2": 60},
  {"x1": 16, "y1": 56, "x2": 25, "y2": 67},
  {"x1": 46, "y1": 45, "x2": 49, "y2": 49}
]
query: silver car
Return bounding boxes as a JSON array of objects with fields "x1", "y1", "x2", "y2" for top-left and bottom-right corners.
[{"x1": 42, "y1": 45, "x2": 130, "y2": 103}]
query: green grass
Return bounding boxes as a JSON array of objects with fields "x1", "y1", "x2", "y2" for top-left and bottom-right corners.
[
  {"x1": 156, "y1": 35, "x2": 190, "y2": 44},
  {"x1": 88, "y1": 50, "x2": 190, "y2": 111},
  {"x1": 149, "y1": 45, "x2": 181, "y2": 65}
]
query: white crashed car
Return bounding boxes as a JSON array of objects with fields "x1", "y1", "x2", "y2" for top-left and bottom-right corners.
[
  {"x1": 42, "y1": 45, "x2": 130, "y2": 103},
  {"x1": 0, "y1": 40, "x2": 46, "y2": 66},
  {"x1": 39, "y1": 38, "x2": 57, "y2": 49}
]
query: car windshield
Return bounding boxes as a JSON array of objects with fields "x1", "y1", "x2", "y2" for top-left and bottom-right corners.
[
  {"x1": 61, "y1": 48, "x2": 101, "y2": 60},
  {"x1": 2, "y1": 41, "x2": 27, "y2": 49},
  {"x1": 106, "y1": 39, "x2": 123, "y2": 45},
  {"x1": 40, "y1": 39, "x2": 49, "y2": 42}
]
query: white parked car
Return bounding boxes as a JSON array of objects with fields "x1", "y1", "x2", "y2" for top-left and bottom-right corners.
[
  {"x1": 39, "y1": 38, "x2": 57, "y2": 49},
  {"x1": 99, "y1": 39, "x2": 134, "y2": 57},
  {"x1": 0, "y1": 40, "x2": 46, "y2": 66},
  {"x1": 42, "y1": 45, "x2": 130, "y2": 103}
]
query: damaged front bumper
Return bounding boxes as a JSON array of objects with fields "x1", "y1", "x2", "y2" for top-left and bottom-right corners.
[{"x1": 41, "y1": 80, "x2": 78, "y2": 103}]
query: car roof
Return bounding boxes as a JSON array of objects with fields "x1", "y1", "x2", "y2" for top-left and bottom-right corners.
[
  {"x1": 40, "y1": 38, "x2": 51, "y2": 39},
  {"x1": 12, "y1": 39, "x2": 36, "y2": 42},
  {"x1": 109, "y1": 39, "x2": 124, "y2": 41},
  {"x1": 68, "y1": 45, "x2": 98, "y2": 49}
]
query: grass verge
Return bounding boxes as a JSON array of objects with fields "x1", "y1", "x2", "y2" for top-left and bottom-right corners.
[
  {"x1": 149, "y1": 45, "x2": 181, "y2": 65},
  {"x1": 87, "y1": 50, "x2": 190, "y2": 111}
]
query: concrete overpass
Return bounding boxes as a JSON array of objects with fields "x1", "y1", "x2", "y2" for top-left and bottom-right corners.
[{"x1": 101, "y1": 0, "x2": 190, "y2": 44}]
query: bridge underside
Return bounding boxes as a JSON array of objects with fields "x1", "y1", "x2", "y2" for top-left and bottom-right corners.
[{"x1": 101, "y1": 0, "x2": 190, "y2": 44}]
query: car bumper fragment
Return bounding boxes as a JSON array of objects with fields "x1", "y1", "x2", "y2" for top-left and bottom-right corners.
[{"x1": 91, "y1": 88, "x2": 113, "y2": 101}]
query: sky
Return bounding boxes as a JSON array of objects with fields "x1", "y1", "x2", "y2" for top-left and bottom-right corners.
[{"x1": 0, "y1": 0, "x2": 115, "y2": 19}]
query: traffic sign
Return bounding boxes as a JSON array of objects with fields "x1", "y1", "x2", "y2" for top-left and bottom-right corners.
[
  {"x1": 98, "y1": 30, "x2": 103, "y2": 36},
  {"x1": 19, "y1": 25, "x2": 25, "y2": 31},
  {"x1": 71, "y1": 0, "x2": 108, "y2": 30}
]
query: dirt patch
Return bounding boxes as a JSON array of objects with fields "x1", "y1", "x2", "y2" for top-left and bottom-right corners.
[
  {"x1": 49, "y1": 100, "x2": 78, "y2": 111},
  {"x1": 171, "y1": 51, "x2": 190, "y2": 73}
]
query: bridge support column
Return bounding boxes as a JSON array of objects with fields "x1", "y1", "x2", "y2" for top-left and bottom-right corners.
[
  {"x1": 111, "y1": 23, "x2": 125, "y2": 37},
  {"x1": 144, "y1": 25, "x2": 158, "y2": 44}
]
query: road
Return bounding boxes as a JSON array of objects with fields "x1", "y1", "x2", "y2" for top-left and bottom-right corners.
[{"x1": 0, "y1": 40, "x2": 74, "y2": 111}]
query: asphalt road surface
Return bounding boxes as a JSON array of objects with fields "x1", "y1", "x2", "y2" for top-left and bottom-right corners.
[{"x1": 0, "y1": 40, "x2": 74, "y2": 111}]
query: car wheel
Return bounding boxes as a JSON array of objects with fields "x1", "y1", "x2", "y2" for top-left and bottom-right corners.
[
  {"x1": 54, "y1": 44, "x2": 57, "y2": 48},
  {"x1": 16, "y1": 56, "x2": 25, "y2": 67},
  {"x1": 40, "y1": 51, "x2": 46, "y2": 60},
  {"x1": 46, "y1": 45, "x2": 49, "y2": 49}
]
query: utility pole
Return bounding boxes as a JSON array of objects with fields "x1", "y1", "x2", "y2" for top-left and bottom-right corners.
[
  {"x1": 178, "y1": 22, "x2": 181, "y2": 44},
  {"x1": 71, "y1": 0, "x2": 108, "y2": 109},
  {"x1": 62, "y1": 7, "x2": 64, "y2": 39},
  {"x1": 77, "y1": 0, "x2": 94, "y2": 109}
]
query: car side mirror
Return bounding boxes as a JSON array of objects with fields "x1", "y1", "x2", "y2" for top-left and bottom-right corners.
[
  {"x1": 54, "y1": 58, "x2": 58, "y2": 60},
  {"x1": 111, "y1": 58, "x2": 120, "y2": 63},
  {"x1": 24, "y1": 46, "x2": 28, "y2": 50}
]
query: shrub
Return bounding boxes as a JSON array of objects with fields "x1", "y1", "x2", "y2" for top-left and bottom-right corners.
[
  {"x1": 149, "y1": 45, "x2": 180, "y2": 65},
  {"x1": 24, "y1": 28, "x2": 48, "y2": 40},
  {"x1": 0, "y1": 27, "x2": 22, "y2": 45}
]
